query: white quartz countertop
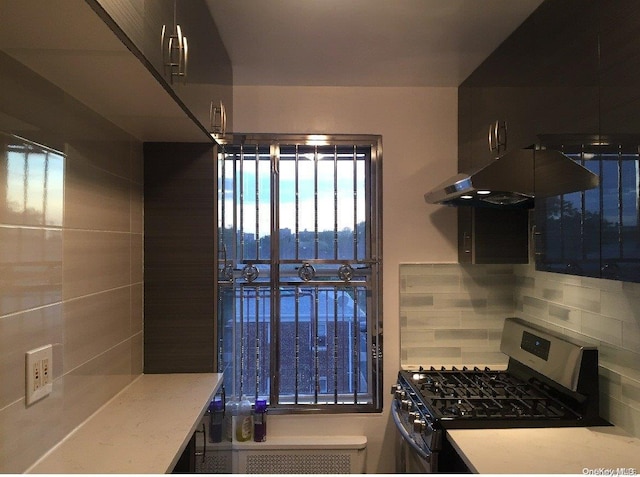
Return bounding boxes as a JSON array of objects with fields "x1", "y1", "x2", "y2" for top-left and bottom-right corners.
[
  {"x1": 27, "y1": 373, "x2": 223, "y2": 474},
  {"x1": 447, "y1": 426, "x2": 640, "y2": 474}
]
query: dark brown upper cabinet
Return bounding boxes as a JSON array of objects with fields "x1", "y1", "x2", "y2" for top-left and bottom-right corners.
[
  {"x1": 92, "y1": 0, "x2": 233, "y2": 139},
  {"x1": 457, "y1": 0, "x2": 611, "y2": 268},
  {"x1": 460, "y1": 0, "x2": 599, "y2": 171},
  {"x1": 0, "y1": 0, "x2": 211, "y2": 143},
  {"x1": 532, "y1": 0, "x2": 640, "y2": 283}
]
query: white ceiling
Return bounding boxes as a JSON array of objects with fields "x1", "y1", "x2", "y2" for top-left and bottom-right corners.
[{"x1": 205, "y1": 0, "x2": 544, "y2": 87}]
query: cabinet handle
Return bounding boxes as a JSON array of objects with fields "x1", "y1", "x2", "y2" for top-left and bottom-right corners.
[
  {"x1": 180, "y1": 31, "x2": 188, "y2": 84},
  {"x1": 210, "y1": 100, "x2": 226, "y2": 138},
  {"x1": 221, "y1": 102, "x2": 227, "y2": 137},
  {"x1": 488, "y1": 120, "x2": 507, "y2": 154},
  {"x1": 462, "y1": 232, "x2": 472, "y2": 254},
  {"x1": 161, "y1": 23, "x2": 188, "y2": 85},
  {"x1": 488, "y1": 123, "x2": 495, "y2": 152},
  {"x1": 194, "y1": 422, "x2": 206, "y2": 463},
  {"x1": 531, "y1": 224, "x2": 544, "y2": 256}
]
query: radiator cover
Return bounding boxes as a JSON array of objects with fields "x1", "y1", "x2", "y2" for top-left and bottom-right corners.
[{"x1": 196, "y1": 435, "x2": 367, "y2": 474}]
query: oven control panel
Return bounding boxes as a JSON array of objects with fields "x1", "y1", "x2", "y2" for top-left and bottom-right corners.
[
  {"x1": 500, "y1": 317, "x2": 597, "y2": 392},
  {"x1": 521, "y1": 330, "x2": 551, "y2": 360}
]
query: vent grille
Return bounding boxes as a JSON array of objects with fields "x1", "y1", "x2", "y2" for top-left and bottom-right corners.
[
  {"x1": 245, "y1": 453, "x2": 351, "y2": 474},
  {"x1": 196, "y1": 453, "x2": 232, "y2": 474}
]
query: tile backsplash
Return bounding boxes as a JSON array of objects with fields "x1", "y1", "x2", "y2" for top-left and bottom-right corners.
[
  {"x1": 0, "y1": 52, "x2": 143, "y2": 472},
  {"x1": 399, "y1": 262, "x2": 640, "y2": 438},
  {"x1": 400, "y1": 263, "x2": 515, "y2": 368}
]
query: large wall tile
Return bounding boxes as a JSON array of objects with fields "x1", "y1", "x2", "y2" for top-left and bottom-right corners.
[
  {"x1": 0, "y1": 304, "x2": 63, "y2": 409},
  {"x1": 65, "y1": 132, "x2": 133, "y2": 180},
  {"x1": 0, "y1": 226, "x2": 62, "y2": 316},
  {"x1": 0, "y1": 378, "x2": 65, "y2": 473},
  {"x1": 131, "y1": 283, "x2": 143, "y2": 334},
  {"x1": 131, "y1": 233, "x2": 143, "y2": 284},
  {"x1": 0, "y1": 49, "x2": 143, "y2": 472},
  {"x1": 131, "y1": 331, "x2": 143, "y2": 375},
  {"x1": 63, "y1": 287, "x2": 131, "y2": 371},
  {"x1": 64, "y1": 149, "x2": 131, "y2": 232},
  {"x1": 63, "y1": 230, "x2": 131, "y2": 300},
  {"x1": 60, "y1": 339, "x2": 133, "y2": 438},
  {"x1": 0, "y1": 133, "x2": 64, "y2": 227},
  {"x1": 130, "y1": 180, "x2": 143, "y2": 234}
]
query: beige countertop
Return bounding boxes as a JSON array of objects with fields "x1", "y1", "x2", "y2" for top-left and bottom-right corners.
[
  {"x1": 27, "y1": 373, "x2": 223, "y2": 474},
  {"x1": 447, "y1": 426, "x2": 640, "y2": 474}
]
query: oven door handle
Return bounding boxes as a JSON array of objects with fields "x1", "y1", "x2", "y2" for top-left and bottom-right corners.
[{"x1": 391, "y1": 401, "x2": 432, "y2": 462}]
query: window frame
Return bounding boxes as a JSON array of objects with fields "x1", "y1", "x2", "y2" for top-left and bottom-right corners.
[{"x1": 214, "y1": 133, "x2": 383, "y2": 414}]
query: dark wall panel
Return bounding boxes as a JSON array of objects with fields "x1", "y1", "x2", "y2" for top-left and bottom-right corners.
[{"x1": 144, "y1": 142, "x2": 215, "y2": 373}]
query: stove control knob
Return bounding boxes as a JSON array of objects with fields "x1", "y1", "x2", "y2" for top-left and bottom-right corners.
[
  {"x1": 393, "y1": 386, "x2": 406, "y2": 399},
  {"x1": 413, "y1": 418, "x2": 427, "y2": 432},
  {"x1": 401, "y1": 399, "x2": 413, "y2": 411}
]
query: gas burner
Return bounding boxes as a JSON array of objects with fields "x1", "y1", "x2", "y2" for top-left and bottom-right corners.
[
  {"x1": 393, "y1": 318, "x2": 609, "y2": 474},
  {"x1": 398, "y1": 366, "x2": 587, "y2": 423}
]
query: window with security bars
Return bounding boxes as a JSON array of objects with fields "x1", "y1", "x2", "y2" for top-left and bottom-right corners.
[{"x1": 216, "y1": 134, "x2": 382, "y2": 412}]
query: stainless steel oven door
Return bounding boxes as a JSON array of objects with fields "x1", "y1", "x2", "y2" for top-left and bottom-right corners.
[{"x1": 391, "y1": 400, "x2": 434, "y2": 473}]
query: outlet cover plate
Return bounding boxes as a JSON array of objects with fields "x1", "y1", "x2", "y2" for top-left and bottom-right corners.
[{"x1": 25, "y1": 344, "x2": 53, "y2": 405}]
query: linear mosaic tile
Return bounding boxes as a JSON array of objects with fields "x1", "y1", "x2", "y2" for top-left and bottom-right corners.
[
  {"x1": 400, "y1": 264, "x2": 515, "y2": 368},
  {"x1": 401, "y1": 262, "x2": 640, "y2": 439}
]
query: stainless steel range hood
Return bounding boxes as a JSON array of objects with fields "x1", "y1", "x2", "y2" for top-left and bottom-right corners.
[{"x1": 424, "y1": 148, "x2": 599, "y2": 208}]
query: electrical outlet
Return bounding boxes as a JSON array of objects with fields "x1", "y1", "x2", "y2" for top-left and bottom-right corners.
[{"x1": 26, "y1": 345, "x2": 53, "y2": 405}]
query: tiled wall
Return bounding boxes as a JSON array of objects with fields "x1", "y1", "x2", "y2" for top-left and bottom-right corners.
[
  {"x1": 399, "y1": 263, "x2": 515, "y2": 369},
  {"x1": 399, "y1": 262, "x2": 640, "y2": 438},
  {"x1": 0, "y1": 52, "x2": 143, "y2": 472},
  {"x1": 513, "y1": 262, "x2": 640, "y2": 438}
]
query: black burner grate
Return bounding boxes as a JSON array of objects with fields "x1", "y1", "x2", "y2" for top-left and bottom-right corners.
[{"x1": 401, "y1": 367, "x2": 582, "y2": 423}]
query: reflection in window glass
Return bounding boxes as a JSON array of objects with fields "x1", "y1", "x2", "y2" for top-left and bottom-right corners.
[{"x1": 217, "y1": 136, "x2": 382, "y2": 412}]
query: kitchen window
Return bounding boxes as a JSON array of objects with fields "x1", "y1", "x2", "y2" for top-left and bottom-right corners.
[{"x1": 216, "y1": 134, "x2": 382, "y2": 412}]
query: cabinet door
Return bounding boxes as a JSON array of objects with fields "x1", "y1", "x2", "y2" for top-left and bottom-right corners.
[
  {"x1": 599, "y1": 0, "x2": 640, "y2": 138},
  {"x1": 534, "y1": 186, "x2": 601, "y2": 279},
  {"x1": 599, "y1": 147, "x2": 640, "y2": 282},
  {"x1": 464, "y1": 0, "x2": 600, "y2": 169},
  {"x1": 93, "y1": 0, "x2": 232, "y2": 135},
  {"x1": 172, "y1": 0, "x2": 233, "y2": 133},
  {"x1": 530, "y1": 0, "x2": 599, "y2": 143},
  {"x1": 459, "y1": 207, "x2": 529, "y2": 264},
  {"x1": 93, "y1": 0, "x2": 173, "y2": 74},
  {"x1": 457, "y1": 86, "x2": 473, "y2": 172},
  {"x1": 461, "y1": 5, "x2": 538, "y2": 170},
  {"x1": 535, "y1": 145, "x2": 640, "y2": 283},
  {"x1": 598, "y1": 0, "x2": 640, "y2": 283},
  {"x1": 535, "y1": 0, "x2": 640, "y2": 283}
]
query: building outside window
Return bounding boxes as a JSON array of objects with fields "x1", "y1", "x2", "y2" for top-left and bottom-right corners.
[{"x1": 216, "y1": 134, "x2": 382, "y2": 412}]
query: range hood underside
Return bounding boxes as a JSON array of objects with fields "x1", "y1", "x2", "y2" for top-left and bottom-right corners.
[{"x1": 424, "y1": 148, "x2": 600, "y2": 208}]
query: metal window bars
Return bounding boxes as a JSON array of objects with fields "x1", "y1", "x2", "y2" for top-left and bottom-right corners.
[{"x1": 216, "y1": 134, "x2": 382, "y2": 412}]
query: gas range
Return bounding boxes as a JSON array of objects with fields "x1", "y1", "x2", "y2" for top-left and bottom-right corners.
[
  {"x1": 392, "y1": 318, "x2": 610, "y2": 472},
  {"x1": 398, "y1": 365, "x2": 583, "y2": 425}
]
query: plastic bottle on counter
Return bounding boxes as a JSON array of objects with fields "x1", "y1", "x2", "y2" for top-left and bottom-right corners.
[
  {"x1": 208, "y1": 398, "x2": 224, "y2": 443},
  {"x1": 235, "y1": 395, "x2": 253, "y2": 442},
  {"x1": 253, "y1": 399, "x2": 267, "y2": 442},
  {"x1": 224, "y1": 396, "x2": 238, "y2": 442}
]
